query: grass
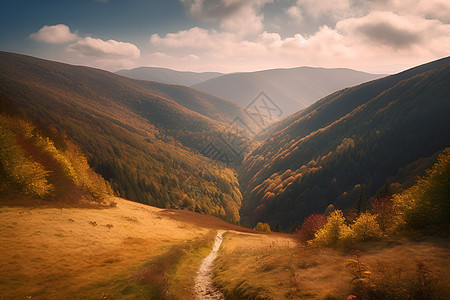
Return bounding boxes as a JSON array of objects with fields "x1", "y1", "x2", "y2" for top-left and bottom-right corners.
[
  {"x1": 0, "y1": 197, "x2": 224, "y2": 299},
  {"x1": 214, "y1": 232, "x2": 450, "y2": 299},
  {"x1": 1, "y1": 196, "x2": 448, "y2": 299}
]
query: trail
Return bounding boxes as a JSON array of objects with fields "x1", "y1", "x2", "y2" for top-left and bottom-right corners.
[{"x1": 194, "y1": 231, "x2": 225, "y2": 300}]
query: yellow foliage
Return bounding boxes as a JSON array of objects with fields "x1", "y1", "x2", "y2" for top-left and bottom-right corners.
[
  {"x1": 351, "y1": 212, "x2": 383, "y2": 241},
  {"x1": 0, "y1": 114, "x2": 112, "y2": 201},
  {"x1": 393, "y1": 148, "x2": 450, "y2": 228},
  {"x1": 310, "y1": 210, "x2": 353, "y2": 247},
  {"x1": 0, "y1": 115, "x2": 53, "y2": 198},
  {"x1": 254, "y1": 222, "x2": 271, "y2": 232},
  {"x1": 33, "y1": 135, "x2": 79, "y2": 184}
]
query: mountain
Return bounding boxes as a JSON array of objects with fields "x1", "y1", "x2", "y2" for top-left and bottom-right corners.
[
  {"x1": 0, "y1": 51, "x2": 257, "y2": 222},
  {"x1": 116, "y1": 66, "x2": 222, "y2": 86},
  {"x1": 192, "y1": 67, "x2": 385, "y2": 118},
  {"x1": 238, "y1": 56, "x2": 450, "y2": 228}
]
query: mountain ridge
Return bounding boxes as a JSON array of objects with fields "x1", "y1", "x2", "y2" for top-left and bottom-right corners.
[
  {"x1": 116, "y1": 66, "x2": 222, "y2": 86},
  {"x1": 192, "y1": 66, "x2": 385, "y2": 118},
  {"x1": 0, "y1": 51, "x2": 253, "y2": 222},
  {"x1": 238, "y1": 56, "x2": 450, "y2": 227}
]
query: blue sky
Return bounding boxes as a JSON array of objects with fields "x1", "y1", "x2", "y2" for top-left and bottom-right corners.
[{"x1": 1, "y1": 0, "x2": 449, "y2": 73}]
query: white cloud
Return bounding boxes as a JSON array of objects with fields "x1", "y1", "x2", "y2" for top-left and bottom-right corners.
[
  {"x1": 336, "y1": 11, "x2": 450, "y2": 50},
  {"x1": 148, "y1": 10, "x2": 450, "y2": 73},
  {"x1": 295, "y1": 0, "x2": 351, "y2": 20},
  {"x1": 181, "y1": 0, "x2": 273, "y2": 36},
  {"x1": 182, "y1": 54, "x2": 200, "y2": 61},
  {"x1": 30, "y1": 24, "x2": 79, "y2": 44},
  {"x1": 286, "y1": 6, "x2": 303, "y2": 21},
  {"x1": 364, "y1": 0, "x2": 450, "y2": 23},
  {"x1": 65, "y1": 37, "x2": 140, "y2": 59}
]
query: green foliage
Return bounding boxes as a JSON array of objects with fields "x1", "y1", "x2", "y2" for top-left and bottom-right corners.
[
  {"x1": 310, "y1": 210, "x2": 353, "y2": 247},
  {"x1": 254, "y1": 222, "x2": 271, "y2": 232},
  {"x1": 393, "y1": 148, "x2": 450, "y2": 229},
  {"x1": 351, "y1": 212, "x2": 383, "y2": 241}
]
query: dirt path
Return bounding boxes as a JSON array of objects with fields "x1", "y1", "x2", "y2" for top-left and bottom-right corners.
[{"x1": 194, "y1": 231, "x2": 225, "y2": 299}]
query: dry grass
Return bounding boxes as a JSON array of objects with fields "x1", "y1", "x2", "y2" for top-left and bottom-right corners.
[
  {"x1": 2, "y1": 196, "x2": 448, "y2": 299},
  {"x1": 0, "y1": 197, "x2": 222, "y2": 299},
  {"x1": 214, "y1": 232, "x2": 450, "y2": 299}
]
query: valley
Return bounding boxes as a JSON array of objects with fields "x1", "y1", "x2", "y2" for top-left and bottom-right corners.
[{"x1": 0, "y1": 52, "x2": 449, "y2": 299}]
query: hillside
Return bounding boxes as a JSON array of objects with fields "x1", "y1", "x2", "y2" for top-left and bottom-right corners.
[
  {"x1": 0, "y1": 109, "x2": 112, "y2": 204},
  {"x1": 239, "y1": 56, "x2": 450, "y2": 227},
  {"x1": 0, "y1": 197, "x2": 254, "y2": 299},
  {"x1": 0, "y1": 52, "x2": 257, "y2": 222},
  {"x1": 116, "y1": 67, "x2": 222, "y2": 86},
  {"x1": 193, "y1": 67, "x2": 384, "y2": 118}
]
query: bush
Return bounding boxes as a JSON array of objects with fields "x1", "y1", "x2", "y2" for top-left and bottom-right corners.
[
  {"x1": 351, "y1": 212, "x2": 383, "y2": 242},
  {"x1": 310, "y1": 210, "x2": 353, "y2": 247},
  {"x1": 371, "y1": 196, "x2": 395, "y2": 233},
  {"x1": 295, "y1": 213, "x2": 327, "y2": 244},
  {"x1": 254, "y1": 222, "x2": 271, "y2": 232},
  {"x1": 324, "y1": 204, "x2": 336, "y2": 216},
  {"x1": 393, "y1": 148, "x2": 450, "y2": 229}
]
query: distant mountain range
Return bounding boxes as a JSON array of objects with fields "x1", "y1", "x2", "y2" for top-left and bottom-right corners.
[
  {"x1": 116, "y1": 67, "x2": 222, "y2": 86},
  {"x1": 0, "y1": 51, "x2": 255, "y2": 222},
  {"x1": 238, "y1": 56, "x2": 450, "y2": 228},
  {"x1": 192, "y1": 67, "x2": 385, "y2": 118},
  {"x1": 117, "y1": 66, "x2": 384, "y2": 119}
]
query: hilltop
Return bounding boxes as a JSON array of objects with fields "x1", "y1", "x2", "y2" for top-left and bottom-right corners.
[
  {"x1": 193, "y1": 67, "x2": 384, "y2": 118},
  {"x1": 116, "y1": 66, "x2": 222, "y2": 86}
]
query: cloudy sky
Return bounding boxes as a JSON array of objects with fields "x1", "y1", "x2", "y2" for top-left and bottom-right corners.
[{"x1": 1, "y1": 0, "x2": 449, "y2": 74}]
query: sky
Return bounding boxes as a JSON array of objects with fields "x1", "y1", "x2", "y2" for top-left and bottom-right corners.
[{"x1": 0, "y1": 0, "x2": 449, "y2": 74}]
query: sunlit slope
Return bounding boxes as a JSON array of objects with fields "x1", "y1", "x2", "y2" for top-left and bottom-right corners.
[{"x1": 0, "y1": 52, "x2": 249, "y2": 222}]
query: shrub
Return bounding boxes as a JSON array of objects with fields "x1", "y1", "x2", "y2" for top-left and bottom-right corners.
[
  {"x1": 324, "y1": 204, "x2": 336, "y2": 216},
  {"x1": 393, "y1": 148, "x2": 450, "y2": 229},
  {"x1": 351, "y1": 212, "x2": 383, "y2": 241},
  {"x1": 371, "y1": 196, "x2": 395, "y2": 233},
  {"x1": 310, "y1": 210, "x2": 353, "y2": 247},
  {"x1": 295, "y1": 213, "x2": 327, "y2": 244},
  {"x1": 254, "y1": 222, "x2": 271, "y2": 232}
]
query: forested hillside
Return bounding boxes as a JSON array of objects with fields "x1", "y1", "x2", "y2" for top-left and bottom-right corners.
[
  {"x1": 239, "y1": 57, "x2": 450, "y2": 228},
  {"x1": 0, "y1": 52, "x2": 252, "y2": 222},
  {"x1": 0, "y1": 102, "x2": 112, "y2": 203}
]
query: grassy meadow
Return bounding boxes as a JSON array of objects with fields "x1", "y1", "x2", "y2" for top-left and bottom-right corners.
[
  {"x1": 214, "y1": 232, "x2": 450, "y2": 299},
  {"x1": 0, "y1": 197, "x2": 233, "y2": 299}
]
